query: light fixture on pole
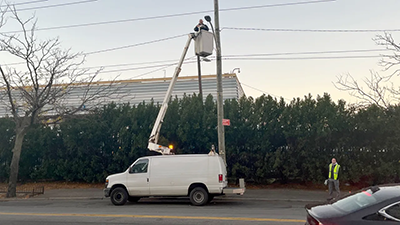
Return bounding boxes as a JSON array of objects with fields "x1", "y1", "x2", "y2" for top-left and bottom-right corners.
[
  {"x1": 231, "y1": 68, "x2": 240, "y2": 74},
  {"x1": 204, "y1": 16, "x2": 218, "y2": 50}
]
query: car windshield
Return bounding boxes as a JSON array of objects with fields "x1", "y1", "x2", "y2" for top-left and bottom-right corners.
[{"x1": 332, "y1": 190, "x2": 378, "y2": 213}]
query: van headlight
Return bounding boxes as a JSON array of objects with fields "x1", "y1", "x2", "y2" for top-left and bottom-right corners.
[{"x1": 105, "y1": 179, "x2": 109, "y2": 188}]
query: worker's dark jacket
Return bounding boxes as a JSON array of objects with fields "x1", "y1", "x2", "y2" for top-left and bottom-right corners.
[{"x1": 194, "y1": 24, "x2": 209, "y2": 32}]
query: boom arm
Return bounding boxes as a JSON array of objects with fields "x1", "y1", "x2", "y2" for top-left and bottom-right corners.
[{"x1": 148, "y1": 33, "x2": 194, "y2": 154}]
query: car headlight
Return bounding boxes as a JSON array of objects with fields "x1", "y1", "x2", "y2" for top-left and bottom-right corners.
[{"x1": 105, "y1": 179, "x2": 109, "y2": 188}]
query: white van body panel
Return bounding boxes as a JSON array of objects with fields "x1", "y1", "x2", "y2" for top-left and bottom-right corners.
[{"x1": 106, "y1": 154, "x2": 227, "y2": 197}]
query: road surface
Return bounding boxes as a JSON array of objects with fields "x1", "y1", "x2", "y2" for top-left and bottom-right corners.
[{"x1": 0, "y1": 197, "x2": 309, "y2": 225}]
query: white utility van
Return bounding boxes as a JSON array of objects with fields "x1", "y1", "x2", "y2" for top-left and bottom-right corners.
[{"x1": 104, "y1": 154, "x2": 242, "y2": 206}]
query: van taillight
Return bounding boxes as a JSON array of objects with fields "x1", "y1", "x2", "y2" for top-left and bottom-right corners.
[{"x1": 218, "y1": 174, "x2": 223, "y2": 183}]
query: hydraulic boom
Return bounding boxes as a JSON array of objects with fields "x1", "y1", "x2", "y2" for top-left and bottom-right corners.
[{"x1": 148, "y1": 33, "x2": 195, "y2": 154}]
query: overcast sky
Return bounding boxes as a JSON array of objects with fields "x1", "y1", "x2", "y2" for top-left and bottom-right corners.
[{"x1": 1, "y1": 0, "x2": 400, "y2": 104}]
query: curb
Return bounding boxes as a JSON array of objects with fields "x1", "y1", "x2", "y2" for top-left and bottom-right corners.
[
  {"x1": 0, "y1": 197, "x2": 104, "y2": 201},
  {"x1": 32, "y1": 197, "x2": 104, "y2": 200},
  {"x1": 4, "y1": 196, "x2": 322, "y2": 202},
  {"x1": 0, "y1": 190, "x2": 327, "y2": 203},
  {"x1": 217, "y1": 197, "x2": 320, "y2": 202}
]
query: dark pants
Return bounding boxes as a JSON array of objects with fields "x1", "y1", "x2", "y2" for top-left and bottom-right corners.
[{"x1": 328, "y1": 179, "x2": 340, "y2": 199}]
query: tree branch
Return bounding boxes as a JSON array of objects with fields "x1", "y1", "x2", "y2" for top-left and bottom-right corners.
[{"x1": 336, "y1": 33, "x2": 400, "y2": 108}]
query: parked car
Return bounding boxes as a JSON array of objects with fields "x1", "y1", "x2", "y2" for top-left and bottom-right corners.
[
  {"x1": 104, "y1": 154, "x2": 245, "y2": 206},
  {"x1": 305, "y1": 184, "x2": 400, "y2": 225}
]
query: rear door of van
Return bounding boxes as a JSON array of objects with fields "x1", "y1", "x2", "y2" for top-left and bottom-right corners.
[{"x1": 207, "y1": 156, "x2": 227, "y2": 194}]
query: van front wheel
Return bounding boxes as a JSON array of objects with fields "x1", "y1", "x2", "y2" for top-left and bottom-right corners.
[
  {"x1": 190, "y1": 187, "x2": 209, "y2": 206},
  {"x1": 110, "y1": 187, "x2": 128, "y2": 206}
]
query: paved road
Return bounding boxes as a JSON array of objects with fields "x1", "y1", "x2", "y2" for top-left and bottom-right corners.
[{"x1": 0, "y1": 188, "x2": 329, "y2": 224}]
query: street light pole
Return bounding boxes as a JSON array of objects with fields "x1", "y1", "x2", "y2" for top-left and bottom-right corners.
[
  {"x1": 197, "y1": 55, "x2": 203, "y2": 96},
  {"x1": 213, "y1": 0, "x2": 226, "y2": 165}
]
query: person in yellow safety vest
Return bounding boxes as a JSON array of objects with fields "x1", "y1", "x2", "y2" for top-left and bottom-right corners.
[{"x1": 328, "y1": 158, "x2": 340, "y2": 200}]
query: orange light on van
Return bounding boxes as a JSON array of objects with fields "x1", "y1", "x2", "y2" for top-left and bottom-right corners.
[
  {"x1": 218, "y1": 174, "x2": 223, "y2": 183},
  {"x1": 168, "y1": 145, "x2": 173, "y2": 149}
]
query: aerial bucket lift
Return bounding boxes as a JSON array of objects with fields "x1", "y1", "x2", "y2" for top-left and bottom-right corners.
[
  {"x1": 147, "y1": 31, "x2": 214, "y2": 155},
  {"x1": 146, "y1": 30, "x2": 245, "y2": 195}
]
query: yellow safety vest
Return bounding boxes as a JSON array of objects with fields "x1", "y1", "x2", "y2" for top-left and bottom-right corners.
[{"x1": 329, "y1": 163, "x2": 340, "y2": 180}]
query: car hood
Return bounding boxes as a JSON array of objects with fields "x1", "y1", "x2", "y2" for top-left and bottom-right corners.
[
  {"x1": 306, "y1": 203, "x2": 345, "y2": 219},
  {"x1": 107, "y1": 172, "x2": 125, "y2": 181}
]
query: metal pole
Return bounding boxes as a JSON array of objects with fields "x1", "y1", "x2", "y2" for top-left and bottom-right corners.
[
  {"x1": 197, "y1": 55, "x2": 203, "y2": 96},
  {"x1": 214, "y1": 0, "x2": 226, "y2": 165}
]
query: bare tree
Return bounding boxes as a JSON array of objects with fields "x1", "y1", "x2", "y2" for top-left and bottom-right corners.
[
  {"x1": 0, "y1": 8, "x2": 115, "y2": 197},
  {"x1": 335, "y1": 33, "x2": 400, "y2": 108},
  {"x1": 0, "y1": 2, "x2": 6, "y2": 27}
]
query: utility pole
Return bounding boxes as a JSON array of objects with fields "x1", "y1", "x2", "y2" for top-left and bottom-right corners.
[
  {"x1": 214, "y1": 0, "x2": 226, "y2": 165},
  {"x1": 197, "y1": 55, "x2": 203, "y2": 96}
]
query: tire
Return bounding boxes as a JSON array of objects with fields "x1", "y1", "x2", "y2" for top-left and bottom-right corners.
[
  {"x1": 190, "y1": 187, "x2": 209, "y2": 206},
  {"x1": 128, "y1": 196, "x2": 140, "y2": 203},
  {"x1": 110, "y1": 187, "x2": 128, "y2": 206}
]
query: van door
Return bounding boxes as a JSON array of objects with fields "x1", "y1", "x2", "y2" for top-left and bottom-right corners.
[{"x1": 126, "y1": 158, "x2": 150, "y2": 196}]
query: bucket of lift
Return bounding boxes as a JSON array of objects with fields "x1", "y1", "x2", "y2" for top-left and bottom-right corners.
[{"x1": 195, "y1": 30, "x2": 214, "y2": 57}]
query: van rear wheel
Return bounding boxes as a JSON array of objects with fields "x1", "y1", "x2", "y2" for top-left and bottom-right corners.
[
  {"x1": 190, "y1": 187, "x2": 209, "y2": 206},
  {"x1": 110, "y1": 187, "x2": 128, "y2": 206}
]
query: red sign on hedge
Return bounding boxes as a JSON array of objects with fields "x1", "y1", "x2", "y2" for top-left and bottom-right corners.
[{"x1": 222, "y1": 119, "x2": 230, "y2": 126}]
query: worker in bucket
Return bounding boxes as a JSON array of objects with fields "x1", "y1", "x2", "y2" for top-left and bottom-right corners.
[{"x1": 194, "y1": 19, "x2": 209, "y2": 32}]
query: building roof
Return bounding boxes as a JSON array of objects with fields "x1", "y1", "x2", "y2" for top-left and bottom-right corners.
[{"x1": 0, "y1": 73, "x2": 245, "y2": 117}]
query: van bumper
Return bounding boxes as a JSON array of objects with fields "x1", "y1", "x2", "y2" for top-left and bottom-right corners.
[
  {"x1": 103, "y1": 188, "x2": 111, "y2": 197},
  {"x1": 222, "y1": 178, "x2": 246, "y2": 195},
  {"x1": 223, "y1": 187, "x2": 246, "y2": 195}
]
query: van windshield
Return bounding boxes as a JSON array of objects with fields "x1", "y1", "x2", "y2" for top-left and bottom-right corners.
[{"x1": 332, "y1": 190, "x2": 378, "y2": 213}]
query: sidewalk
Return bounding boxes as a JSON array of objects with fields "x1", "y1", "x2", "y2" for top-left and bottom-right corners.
[
  {"x1": 29, "y1": 188, "x2": 329, "y2": 202},
  {"x1": 32, "y1": 188, "x2": 104, "y2": 200}
]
